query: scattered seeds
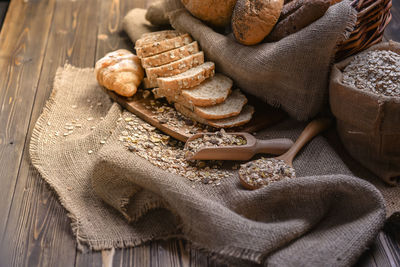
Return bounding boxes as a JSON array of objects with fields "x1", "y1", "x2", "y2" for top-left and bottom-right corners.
[
  {"x1": 184, "y1": 129, "x2": 247, "y2": 159},
  {"x1": 118, "y1": 114, "x2": 230, "y2": 184}
]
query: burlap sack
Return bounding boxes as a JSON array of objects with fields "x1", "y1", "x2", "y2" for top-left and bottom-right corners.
[
  {"x1": 330, "y1": 41, "x2": 400, "y2": 185},
  {"x1": 26, "y1": 64, "x2": 389, "y2": 267},
  {"x1": 125, "y1": 0, "x2": 357, "y2": 121}
]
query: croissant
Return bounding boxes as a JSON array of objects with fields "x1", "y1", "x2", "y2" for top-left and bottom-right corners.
[{"x1": 95, "y1": 49, "x2": 144, "y2": 97}]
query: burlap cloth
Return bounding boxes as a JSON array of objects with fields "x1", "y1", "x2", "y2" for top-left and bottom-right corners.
[
  {"x1": 28, "y1": 64, "x2": 400, "y2": 266},
  {"x1": 28, "y1": 1, "x2": 400, "y2": 266}
]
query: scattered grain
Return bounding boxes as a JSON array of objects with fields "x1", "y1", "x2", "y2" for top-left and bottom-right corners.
[
  {"x1": 239, "y1": 158, "x2": 296, "y2": 188},
  {"x1": 184, "y1": 129, "x2": 247, "y2": 159}
]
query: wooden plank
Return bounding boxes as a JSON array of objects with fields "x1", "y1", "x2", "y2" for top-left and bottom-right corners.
[
  {"x1": 74, "y1": 0, "x2": 148, "y2": 266},
  {"x1": 0, "y1": 0, "x2": 56, "y2": 241},
  {"x1": 0, "y1": 0, "x2": 101, "y2": 265}
]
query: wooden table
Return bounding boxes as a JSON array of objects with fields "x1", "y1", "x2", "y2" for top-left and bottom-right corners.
[{"x1": 0, "y1": 0, "x2": 399, "y2": 266}]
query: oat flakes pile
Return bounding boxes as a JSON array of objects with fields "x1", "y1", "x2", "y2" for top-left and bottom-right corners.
[
  {"x1": 184, "y1": 129, "x2": 247, "y2": 158},
  {"x1": 342, "y1": 50, "x2": 400, "y2": 97},
  {"x1": 239, "y1": 158, "x2": 296, "y2": 188}
]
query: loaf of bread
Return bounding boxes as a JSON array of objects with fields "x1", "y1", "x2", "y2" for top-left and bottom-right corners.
[
  {"x1": 267, "y1": 0, "x2": 330, "y2": 42},
  {"x1": 95, "y1": 49, "x2": 144, "y2": 97},
  {"x1": 232, "y1": 0, "x2": 284, "y2": 45},
  {"x1": 136, "y1": 30, "x2": 253, "y2": 129},
  {"x1": 181, "y1": 0, "x2": 238, "y2": 28}
]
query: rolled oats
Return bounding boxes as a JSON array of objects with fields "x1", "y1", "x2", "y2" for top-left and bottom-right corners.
[
  {"x1": 239, "y1": 158, "x2": 296, "y2": 188},
  {"x1": 184, "y1": 129, "x2": 247, "y2": 159},
  {"x1": 343, "y1": 50, "x2": 400, "y2": 97}
]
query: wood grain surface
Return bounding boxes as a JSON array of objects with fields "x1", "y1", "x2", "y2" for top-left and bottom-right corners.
[{"x1": 0, "y1": 0, "x2": 399, "y2": 266}]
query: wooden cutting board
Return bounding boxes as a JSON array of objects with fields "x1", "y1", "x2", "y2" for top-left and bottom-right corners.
[{"x1": 106, "y1": 89, "x2": 286, "y2": 142}]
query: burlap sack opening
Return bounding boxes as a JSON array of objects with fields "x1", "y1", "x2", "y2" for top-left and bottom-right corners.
[
  {"x1": 329, "y1": 41, "x2": 400, "y2": 185},
  {"x1": 124, "y1": 0, "x2": 358, "y2": 121}
]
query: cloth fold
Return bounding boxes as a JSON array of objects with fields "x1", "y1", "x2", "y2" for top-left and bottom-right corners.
[{"x1": 29, "y1": 65, "x2": 389, "y2": 266}]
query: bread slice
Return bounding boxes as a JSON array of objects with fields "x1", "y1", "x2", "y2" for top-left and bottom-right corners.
[
  {"x1": 181, "y1": 74, "x2": 232, "y2": 106},
  {"x1": 175, "y1": 104, "x2": 254, "y2": 128},
  {"x1": 157, "y1": 62, "x2": 215, "y2": 91},
  {"x1": 143, "y1": 77, "x2": 157, "y2": 89},
  {"x1": 145, "y1": 52, "x2": 204, "y2": 83},
  {"x1": 135, "y1": 30, "x2": 180, "y2": 48},
  {"x1": 192, "y1": 89, "x2": 247, "y2": 119},
  {"x1": 136, "y1": 33, "x2": 193, "y2": 58},
  {"x1": 208, "y1": 105, "x2": 254, "y2": 128},
  {"x1": 153, "y1": 74, "x2": 233, "y2": 107},
  {"x1": 141, "y1": 41, "x2": 199, "y2": 68}
]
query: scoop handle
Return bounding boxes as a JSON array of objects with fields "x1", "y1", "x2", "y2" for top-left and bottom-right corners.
[
  {"x1": 254, "y1": 138, "x2": 294, "y2": 155},
  {"x1": 278, "y1": 118, "x2": 332, "y2": 164}
]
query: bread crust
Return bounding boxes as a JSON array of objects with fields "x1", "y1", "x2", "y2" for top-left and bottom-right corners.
[{"x1": 181, "y1": 0, "x2": 238, "y2": 28}]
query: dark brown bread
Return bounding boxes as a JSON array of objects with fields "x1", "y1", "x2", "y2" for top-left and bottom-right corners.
[{"x1": 267, "y1": 0, "x2": 330, "y2": 42}]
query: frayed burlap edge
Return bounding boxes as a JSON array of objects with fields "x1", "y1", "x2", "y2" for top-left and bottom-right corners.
[{"x1": 28, "y1": 64, "x2": 183, "y2": 252}]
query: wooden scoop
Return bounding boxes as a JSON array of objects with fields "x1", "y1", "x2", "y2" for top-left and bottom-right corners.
[
  {"x1": 239, "y1": 118, "x2": 332, "y2": 190},
  {"x1": 184, "y1": 132, "x2": 294, "y2": 161}
]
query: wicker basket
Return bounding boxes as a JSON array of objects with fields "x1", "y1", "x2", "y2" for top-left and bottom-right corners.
[{"x1": 335, "y1": 0, "x2": 392, "y2": 61}]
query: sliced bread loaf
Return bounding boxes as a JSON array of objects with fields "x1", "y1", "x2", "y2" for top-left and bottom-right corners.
[
  {"x1": 145, "y1": 52, "x2": 204, "y2": 82},
  {"x1": 157, "y1": 62, "x2": 215, "y2": 91},
  {"x1": 141, "y1": 41, "x2": 199, "y2": 68},
  {"x1": 181, "y1": 74, "x2": 232, "y2": 107},
  {"x1": 175, "y1": 104, "x2": 255, "y2": 128},
  {"x1": 192, "y1": 89, "x2": 247, "y2": 119},
  {"x1": 136, "y1": 34, "x2": 193, "y2": 58},
  {"x1": 135, "y1": 30, "x2": 180, "y2": 47}
]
